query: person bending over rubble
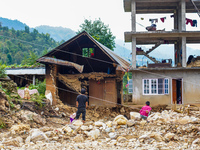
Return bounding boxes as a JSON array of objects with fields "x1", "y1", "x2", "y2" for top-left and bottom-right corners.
[
  {"x1": 75, "y1": 88, "x2": 88, "y2": 123},
  {"x1": 24, "y1": 84, "x2": 30, "y2": 100},
  {"x1": 140, "y1": 101, "x2": 151, "y2": 122}
]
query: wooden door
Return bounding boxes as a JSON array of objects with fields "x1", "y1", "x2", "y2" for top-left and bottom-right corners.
[
  {"x1": 89, "y1": 79, "x2": 104, "y2": 106},
  {"x1": 104, "y1": 78, "x2": 117, "y2": 106},
  {"x1": 172, "y1": 79, "x2": 177, "y2": 104}
]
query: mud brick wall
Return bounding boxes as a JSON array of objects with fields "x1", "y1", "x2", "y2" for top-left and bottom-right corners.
[{"x1": 46, "y1": 64, "x2": 58, "y2": 105}]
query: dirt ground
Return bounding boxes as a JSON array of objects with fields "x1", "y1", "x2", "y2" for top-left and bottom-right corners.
[{"x1": 0, "y1": 79, "x2": 200, "y2": 149}]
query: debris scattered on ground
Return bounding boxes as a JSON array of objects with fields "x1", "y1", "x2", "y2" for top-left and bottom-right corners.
[
  {"x1": 0, "y1": 79, "x2": 200, "y2": 149},
  {"x1": 0, "y1": 102, "x2": 199, "y2": 149}
]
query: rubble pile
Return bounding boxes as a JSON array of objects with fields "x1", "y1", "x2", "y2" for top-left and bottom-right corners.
[
  {"x1": 0, "y1": 109, "x2": 199, "y2": 149},
  {"x1": 0, "y1": 80, "x2": 18, "y2": 98}
]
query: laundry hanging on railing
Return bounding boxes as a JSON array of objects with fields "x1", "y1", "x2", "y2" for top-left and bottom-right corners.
[
  {"x1": 186, "y1": 18, "x2": 193, "y2": 26},
  {"x1": 146, "y1": 15, "x2": 198, "y2": 27},
  {"x1": 192, "y1": 20, "x2": 197, "y2": 27},
  {"x1": 171, "y1": 15, "x2": 197, "y2": 27},
  {"x1": 186, "y1": 18, "x2": 197, "y2": 27},
  {"x1": 149, "y1": 18, "x2": 158, "y2": 24},
  {"x1": 160, "y1": 17, "x2": 166, "y2": 23}
]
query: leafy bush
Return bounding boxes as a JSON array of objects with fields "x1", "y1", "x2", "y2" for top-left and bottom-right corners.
[
  {"x1": 0, "y1": 118, "x2": 6, "y2": 129},
  {"x1": 29, "y1": 79, "x2": 46, "y2": 96},
  {"x1": 30, "y1": 93, "x2": 44, "y2": 108},
  {"x1": 0, "y1": 65, "x2": 6, "y2": 78}
]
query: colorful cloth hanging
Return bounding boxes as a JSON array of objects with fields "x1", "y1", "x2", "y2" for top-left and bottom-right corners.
[
  {"x1": 160, "y1": 17, "x2": 166, "y2": 23},
  {"x1": 192, "y1": 20, "x2": 197, "y2": 27},
  {"x1": 149, "y1": 19, "x2": 158, "y2": 24},
  {"x1": 186, "y1": 18, "x2": 193, "y2": 26}
]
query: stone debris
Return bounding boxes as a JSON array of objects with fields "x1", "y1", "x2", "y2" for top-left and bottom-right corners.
[
  {"x1": 10, "y1": 123, "x2": 30, "y2": 134},
  {"x1": 72, "y1": 120, "x2": 83, "y2": 126},
  {"x1": 113, "y1": 115, "x2": 127, "y2": 125},
  {"x1": 0, "y1": 101, "x2": 200, "y2": 149},
  {"x1": 130, "y1": 112, "x2": 141, "y2": 120}
]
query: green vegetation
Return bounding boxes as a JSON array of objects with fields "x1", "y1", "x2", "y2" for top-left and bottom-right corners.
[
  {"x1": 30, "y1": 93, "x2": 45, "y2": 108},
  {"x1": 29, "y1": 79, "x2": 46, "y2": 96},
  {"x1": 17, "y1": 79, "x2": 46, "y2": 108},
  {"x1": 0, "y1": 25, "x2": 62, "y2": 65},
  {"x1": 123, "y1": 72, "x2": 132, "y2": 94},
  {"x1": 0, "y1": 64, "x2": 6, "y2": 78},
  {"x1": 0, "y1": 118, "x2": 6, "y2": 129},
  {"x1": 77, "y1": 18, "x2": 116, "y2": 50}
]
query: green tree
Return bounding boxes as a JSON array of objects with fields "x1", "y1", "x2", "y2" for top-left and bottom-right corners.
[
  {"x1": 22, "y1": 50, "x2": 38, "y2": 65},
  {"x1": 7, "y1": 53, "x2": 12, "y2": 65},
  {"x1": 77, "y1": 18, "x2": 116, "y2": 50},
  {"x1": 25, "y1": 26, "x2": 30, "y2": 34},
  {"x1": 42, "y1": 47, "x2": 48, "y2": 56},
  {"x1": 0, "y1": 24, "x2": 60, "y2": 65},
  {"x1": 14, "y1": 51, "x2": 23, "y2": 64}
]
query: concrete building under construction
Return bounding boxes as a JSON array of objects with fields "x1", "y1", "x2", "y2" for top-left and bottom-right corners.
[{"x1": 124, "y1": 0, "x2": 200, "y2": 105}]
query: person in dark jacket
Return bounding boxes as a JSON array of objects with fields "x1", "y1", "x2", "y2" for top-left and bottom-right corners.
[{"x1": 75, "y1": 88, "x2": 88, "y2": 123}]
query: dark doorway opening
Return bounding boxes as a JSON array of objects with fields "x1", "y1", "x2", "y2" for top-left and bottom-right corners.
[{"x1": 172, "y1": 79, "x2": 182, "y2": 104}]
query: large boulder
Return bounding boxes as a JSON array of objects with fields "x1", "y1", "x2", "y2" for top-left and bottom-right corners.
[
  {"x1": 26, "y1": 129, "x2": 49, "y2": 143},
  {"x1": 113, "y1": 115, "x2": 127, "y2": 125},
  {"x1": 130, "y1": 112, "x2": 141, "y2": 120}
]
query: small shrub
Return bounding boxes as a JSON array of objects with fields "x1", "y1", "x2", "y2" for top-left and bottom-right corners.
[
  {"x1": 29, "y1": 79, "x2": 46, "y2": 96},
  {"x1": 0, "y1": 118, "x2": 6, "y2": 129},
  {"x1": 0, "y1": 65, "x2": 6, "y2": 78},
  {"x1": 30, "y1": 93, "x2": 44, "y2": 108}
]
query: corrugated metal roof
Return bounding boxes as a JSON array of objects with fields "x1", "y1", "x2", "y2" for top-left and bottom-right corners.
[
  {"x1": 6, "y1": 68, "x2": 45, "y2": 75},
  {"x1": 37, "y1": 57, "x2": 84, "y2": 73}
]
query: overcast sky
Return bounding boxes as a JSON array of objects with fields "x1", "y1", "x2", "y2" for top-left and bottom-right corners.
[{"x1": 0, "y1": 0, "x2": 200, "y2": 49}]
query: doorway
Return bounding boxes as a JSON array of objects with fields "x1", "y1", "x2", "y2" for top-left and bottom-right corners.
[{"x1": 172, "y1": 79, "x2": 182, "y2": 104}]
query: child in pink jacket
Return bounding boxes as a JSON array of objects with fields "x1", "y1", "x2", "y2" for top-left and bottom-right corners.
[{"x1": 140, "y1": 101, "x2": 151, "y2": 121}]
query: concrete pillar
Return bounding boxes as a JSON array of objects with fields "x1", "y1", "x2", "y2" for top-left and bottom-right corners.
[
  {"x1": 178, "y1": 3, "x2": 182, "y2": 31},
  {"x1": 174, "y1": 10, "x2": 178, "y2": 30},
  {"x1": 33, "y1": 75, "x2": 35, "y2": 85},
  {"x1": 174, "y1": 42, "x2": 178, "y2": 66},
  {"x1": 182, "y1": 37, "x2": 186, "y2": 67},
  {"x1": 131, "y1": 0, "x2": 136, "y2": 68},
  {"x1": 181, "y1": 0, "x2": 186, "y2": 31},
  {"x1": 131, "y1": 0, "x2": 136, "y2": 32},
  {"x1": 132, "y1": 37, "x2": 136, "y2": 68},
  {"x1": 178, "y1": 0, "x2": 186, "y2": 31},
  {"x1": 181, "y1": 0, "x2": 186, "y2": 67},
  {"x1": 174, "y1": 10, "x2": 178, "y2": 66}
]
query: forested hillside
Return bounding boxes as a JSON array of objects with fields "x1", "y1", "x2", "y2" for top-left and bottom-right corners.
[
  {"x1": 0, "y1": 17, "x2": 27, "y2": 31},
  {"x1": 35, "y1": 25, "x2": 76, "y2": 42},
  {"x1": 0, "y1": 25, "x2": 61, "y2": 65}
]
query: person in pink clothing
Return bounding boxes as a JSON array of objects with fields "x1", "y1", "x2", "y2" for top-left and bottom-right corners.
[{"x1": 140, "y1": 101, "x2": 151, "y2": 121}]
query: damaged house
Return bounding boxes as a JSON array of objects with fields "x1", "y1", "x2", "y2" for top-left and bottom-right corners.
[{"x1": 37, "y1": 31, "x2": 130, "y2": 106}]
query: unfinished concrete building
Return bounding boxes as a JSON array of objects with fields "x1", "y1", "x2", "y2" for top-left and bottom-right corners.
[
  {"x1": 37, "y1": 31, "x2": 130, "y2": 106},
  {"x1": 124, "y1": 0, "x2": 200, "y2": 105}
]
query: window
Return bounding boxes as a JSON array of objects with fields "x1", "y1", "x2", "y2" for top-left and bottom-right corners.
[
  {"x1": 143, "y1": 78, "x2": 169, "y2": 95},
  {"x1": 82, "y1": 48, "x2": 94, "y2": 57},
  {"x1": 128, "y1": 79, "x2": 133, "y2": 93},
  {"x1": 143, "y1": 79, "x2": 149, "y2": 94}
]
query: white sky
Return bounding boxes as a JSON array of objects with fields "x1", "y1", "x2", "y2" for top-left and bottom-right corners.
[
  {"x1": 0, "y1": 0, "x2": 131, "y2": 40},
  {"x1": 0, "y1": 0, "x2": 200, "y2": 49}
]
